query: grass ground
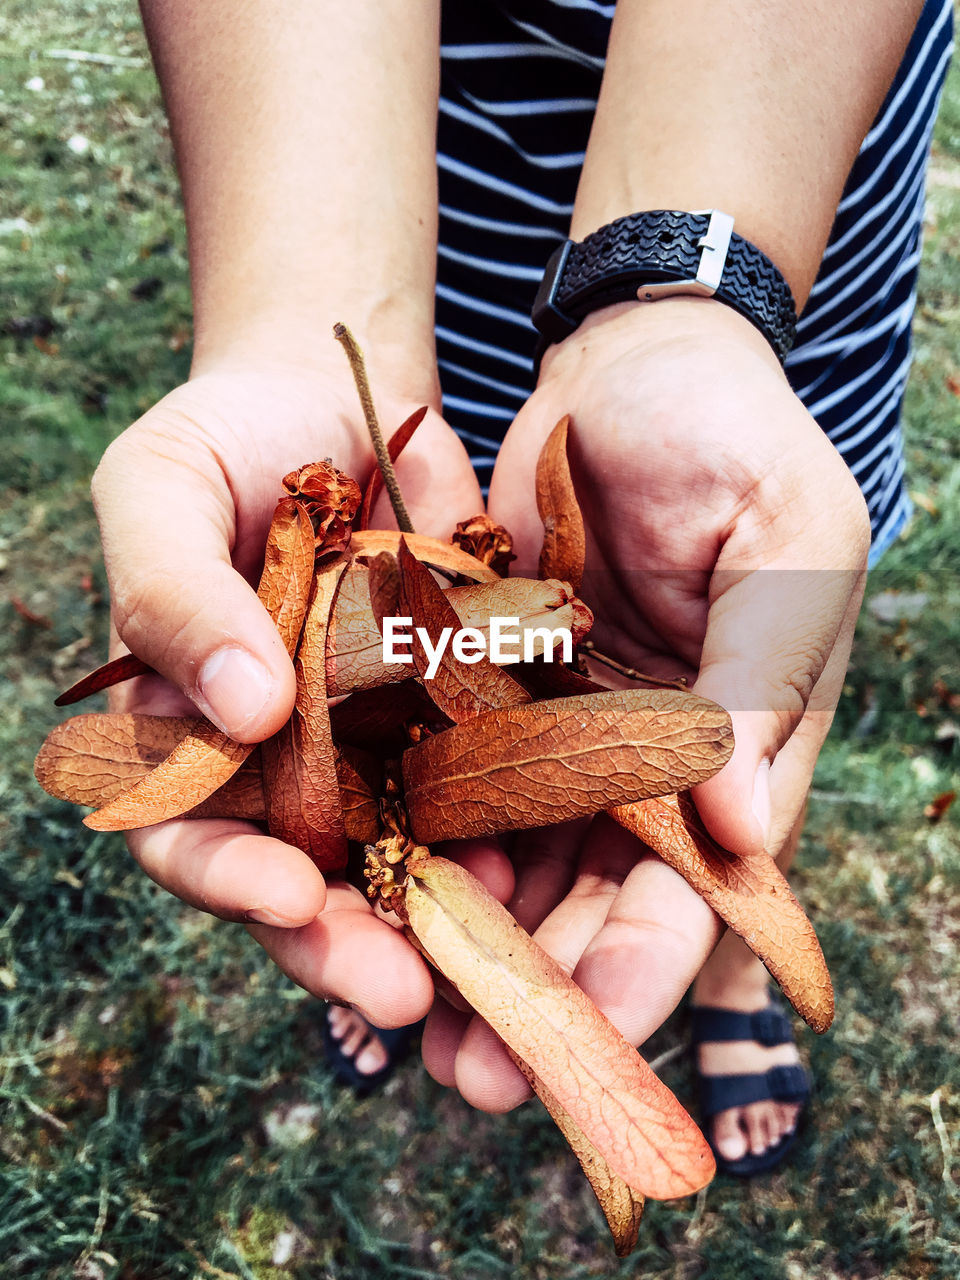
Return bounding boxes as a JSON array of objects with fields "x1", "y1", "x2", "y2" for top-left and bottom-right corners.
[{"x1": 1, "y1": 4, "x2": 958, "y2": 1277}]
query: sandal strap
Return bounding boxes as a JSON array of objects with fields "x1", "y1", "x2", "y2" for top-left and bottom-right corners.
[
  {"x1": 690, "y1": 1004, "x2": 794, "y2": 1047},
  {"x1": 699, "y1": 1063, "x2": 810, "y2": 1119}
]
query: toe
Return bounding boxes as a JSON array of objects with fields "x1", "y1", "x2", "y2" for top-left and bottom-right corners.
[
  {"x1": 354, "y1": 1038, "x2": 389, "y2": 1076},
  {"x1": 712, "y1": 1109, "x2": 749, "y2": 1162},
  {"x1": 745, "y1": 1105, "x2": 770, "y2": 1156}
]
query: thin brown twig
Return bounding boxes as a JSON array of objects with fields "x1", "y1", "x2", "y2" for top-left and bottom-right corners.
[
  {"x1": 333, "y1": 322, "x2": 414, "y2": 533},
  {"x1": 580, "y1": 640, "x2": 689, "y2": 690}
]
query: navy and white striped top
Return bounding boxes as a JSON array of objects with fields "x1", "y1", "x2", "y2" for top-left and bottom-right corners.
[{"x1": 435, "y1": 0, "x2": 954, "y2": 564}]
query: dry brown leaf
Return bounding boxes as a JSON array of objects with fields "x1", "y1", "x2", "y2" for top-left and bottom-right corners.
[
  {"x1": 34, "y1": 712, "x2": 378, "y2": 843},
  {"x1": 291, "y1": 555, "x2": 350, "y2": 867},
  {"x1": 509, "y1": 1051, "x2": 645, "y2": 1256},
  {"x1": 394, "y1": 537, "x2": 530, "y2": 721},
  {"x1": 350, "y1": 530, "x2": 499, "y2": 582},
  {"x1": 325, "y1": 566, "x2": 592, "y2": 697},
  {"x1": 536, "y1": 415, "x2": 585, "y2": 591},
  {"x1": 610, "y1": 791, "x2": 834, "y2": 1032},
  {"x1": 55, "y1": 652, "x2": 154, "y2": 707},
  {"x1": 402, "y1": 854, "x2": 715, "y2": 1201},
  {"x1": 359, "y1": 406, "x2": 428, "y2": 530},
  {"x1": 82, "y1": 496, "x2": 317, "y2": 831},
  {"x1": 403, "y1": 690, "x2": 733, "y2": 843}
]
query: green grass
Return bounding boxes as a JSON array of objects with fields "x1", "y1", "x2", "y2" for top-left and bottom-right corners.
[{"x1": 2, "y1": 4, "x2": 959, "y2": 1278}]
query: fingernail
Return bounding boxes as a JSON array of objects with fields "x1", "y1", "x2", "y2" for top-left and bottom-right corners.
[
  {"x1": 752, "y1": 759, "x2": 772, "y2": 846},
  {"x1": 195, "y1": 646, "x2": 276, "y2": 737},
  {"x1": 246, "y1": 906, "x2": 294, "y2": 927}
]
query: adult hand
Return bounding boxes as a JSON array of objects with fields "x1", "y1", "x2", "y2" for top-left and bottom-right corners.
[
  {"x1": 93, "y1": 357, "x2": 484, "y2": 1029},
  {"x1": 421, "y1": 297, "x2": 869, "y2": 1109}
]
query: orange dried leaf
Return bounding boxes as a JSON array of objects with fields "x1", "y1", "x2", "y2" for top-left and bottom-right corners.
[
  {"x1": 82, "y1": 728, "x2": 254, "y2": 831},
  {"x1": 395, "y1": 537, "x2": 530, "y2": 721},
  {"x1": 509, "y1": 1051, "x2": 645, "y2": 1256},
  {"x1": 359, "y1": 406, "x2": 428, "y2": 530},
  {"x1": 536, "y1": 415, "x2": 585, "y2": 591},
  {"x1": 35, "y1": 712, "x2": 377, "y2": 842},
  {"x1": 610, "y1": 792, "x2": 834, "y2": 1032},
  {"x1": 335, "y1": 743, "x2": 382, "y2": 844},
  {"x1": 350, "y1": 530, "x2": 499, "y2": 582},
  {"x1": 403, "y1": 690, "x2": 733, "y2": 843},
  {"x1": 291, "y1": 555, "x2": 350, "y2": 868},
  {"x1": 82, "y1": 495, "x2": 317, "y2": 831},
  {"x1": 326, "y1": 566, "x2": 592, "y2": 697},
  {"x1": 35, "y1": 713, "x2": 262, "y2": 819},
  {"x1": 402, "y1": 854, "x2": 715, "y2": 1200},
  {"x1": 55, "y1": 652, "x2": 154, "y2": 706},
  {"x1": 256, "y1": 496, "x2": 317, "y2": 653}
]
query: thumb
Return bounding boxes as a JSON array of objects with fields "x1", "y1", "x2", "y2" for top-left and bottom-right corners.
[
  {"x1": 92, "y1": 430, "x2": 296, "y2": 743},
  {"x1": 690, "y1": 563, "x2": 866, "y2": 856}
]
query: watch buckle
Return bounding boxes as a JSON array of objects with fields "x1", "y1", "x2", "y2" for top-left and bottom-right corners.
[{"x1": 637, "y1": 209, "x2": 734, "y2": 302}]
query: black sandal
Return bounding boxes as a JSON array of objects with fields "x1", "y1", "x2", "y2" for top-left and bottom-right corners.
[{"x1": 689, "y1": 998, "x2": 811, "y2": 1177}]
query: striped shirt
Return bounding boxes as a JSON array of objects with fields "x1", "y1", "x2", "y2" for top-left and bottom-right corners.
[{"x1": 435, "y1": 0, "x2": 954, "y2": 564}]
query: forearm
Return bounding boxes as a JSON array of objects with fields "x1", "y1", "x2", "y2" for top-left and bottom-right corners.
[
  {"x1": 139, "y1": 0, "x2": 441, "y2": 397},
  {"x1": 573, "y1": 0, "x2": 925, "y2": 306}
]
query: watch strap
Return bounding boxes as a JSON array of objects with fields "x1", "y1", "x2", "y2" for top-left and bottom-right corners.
[{"x1": 532, "y1": 209, "x2": 797, "y2": 366}]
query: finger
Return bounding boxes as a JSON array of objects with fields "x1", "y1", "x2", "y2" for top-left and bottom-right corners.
[
  {"x1": 451, "y1": 818, "x2": 658, "y2": 1111},
  {"x1": 506, "y1": 818, "x2": 588, "y2": 932},
  {"x1": 421, "y1": 995, "x2": 472, "y2": 1087},
  {"x1": 92, "y1": 417, "x2": 296, "y2": 742},
  {"x1": 763, "y1": 590, "x2": 865, "y2": 856},
  {"x1": 694, "y1": 575, "x2": 865, "y2": 857},
  {"x1": 572, "y1": 854, "x2": 723, "y2": 1046},
  {"x1": 128, "y1": 819, "x2": 327, "y2": 924},
  {"x1": 455, "y1": 1017, "x2": 530, "y2": 1112},
  {"x1": 439, "y1": 838, "x2": 516, "y2": 906},
  {"x1": 248, "y1": 881, "x2": 434, "y2": 1026}
]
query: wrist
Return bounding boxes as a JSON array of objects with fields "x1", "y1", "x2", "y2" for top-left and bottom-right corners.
[
  {"x1": 538, "y1": 293, "x2": 784, "y2": 385},
  {"x1": 189, "y1": 305, "x2": 441, "y2": 420}
]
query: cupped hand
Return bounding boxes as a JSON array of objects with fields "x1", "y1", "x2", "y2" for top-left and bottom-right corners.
[
  {"x1": 93, "y1": 356, "x2": 484, "y2": 1026},
  {"x1": 422, "y1": 297, "x2": 869, "y2": 1108}
]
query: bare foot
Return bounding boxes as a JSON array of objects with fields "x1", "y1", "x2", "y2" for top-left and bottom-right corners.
[{"x1": 325, "y1": 1005, "x2": 390, "y2": 1078}]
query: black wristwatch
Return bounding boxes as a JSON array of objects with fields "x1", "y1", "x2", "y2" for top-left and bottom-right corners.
[{"x1": 531, "y1": 209, "x2": 797, "y2": 369}]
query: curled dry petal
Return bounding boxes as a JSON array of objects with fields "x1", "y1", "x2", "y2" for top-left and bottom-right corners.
[
  {"x1": 610, "y1": 792, "x2": 834, "y2": 1032},
  {"x1": 81, "y1": 498, "x2": 316, "y2": 831},
  {"x1": 34, "y1": 712, "x2": 380, "y2": 843},
  {"x1": 283, "y1": 460, "x2": 362, "y2": 554},
  {"x1": 403, "y1": 690, "x2": 733, "y2": 843},
  {"x1": 536, "y1": 415, "x2": 585, "y2": 591},
  {"x1": 401, "y1": 854, "x2": 715, "y2": 1201}
]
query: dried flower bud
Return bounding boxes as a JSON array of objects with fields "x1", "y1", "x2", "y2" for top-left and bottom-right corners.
[
  {"x1": 452, "y1": 514, "x2": 516, "y2": 577},
  {"x1": 283, "y1": 461, "x2": 362, "y2": 554}
]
